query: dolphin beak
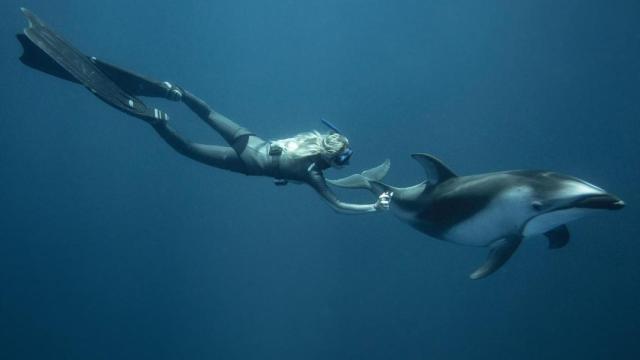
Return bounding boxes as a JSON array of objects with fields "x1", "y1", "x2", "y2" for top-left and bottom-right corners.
[{"x1": 575, "y1": 194, "x2": 625, "y2": 210}]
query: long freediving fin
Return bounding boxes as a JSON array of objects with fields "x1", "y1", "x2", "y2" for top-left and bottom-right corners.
[
  {"x1": 91, "y1": 59, "x2": 178, "y2": 98},
  {"x1": 470, "y1": 236, "x2": 523, "y2": 280},
  {"x1": 17, "y1": 32, "x2": 79, "y2": 84},
  {"x1": 18, "y1": 8, "x2": 168, "y2": 123},
  {"x1": 18, "y1": 31, "x2": 175, "y2": 99}
]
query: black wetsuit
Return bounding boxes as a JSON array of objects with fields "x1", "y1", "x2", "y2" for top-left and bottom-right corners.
[
  {"x1": 152, "y1": 88, "x2": 378, "y2": 214},
  {"x1": 16, "y1": 8, "x2": 379, "y2": 214}
]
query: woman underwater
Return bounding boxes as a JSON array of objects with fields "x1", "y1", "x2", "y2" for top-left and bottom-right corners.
[{"x1": 17, "y1": 8, "x2": 391, "y2": 214}]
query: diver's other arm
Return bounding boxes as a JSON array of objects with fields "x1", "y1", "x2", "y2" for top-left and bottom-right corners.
[{"x1": 307, "y1": 170, "x2": 387, "y2": 214}]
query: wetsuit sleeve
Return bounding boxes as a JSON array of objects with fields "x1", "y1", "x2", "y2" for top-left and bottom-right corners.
[{"x1": 307, "y1": 169, "x2": 378, "y2": 214}]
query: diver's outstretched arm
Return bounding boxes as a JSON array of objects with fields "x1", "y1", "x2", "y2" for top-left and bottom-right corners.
[{"x1": 306, "y1": 169, "x2": 386, "y2": 214}]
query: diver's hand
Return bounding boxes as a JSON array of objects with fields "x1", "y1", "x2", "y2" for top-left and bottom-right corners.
[{"x1": 375, "y1": 191, "x2": 393, "y2": 211}]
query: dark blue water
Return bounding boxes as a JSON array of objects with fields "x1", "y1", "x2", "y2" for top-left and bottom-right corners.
[{"x1": 1, "y1": 1, "x2": 639, "y2": 359}]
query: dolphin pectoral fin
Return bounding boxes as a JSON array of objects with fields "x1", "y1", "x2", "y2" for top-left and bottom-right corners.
[
  {"x1": 469, "y1": 236, "x2": 523, "y2": 280},
  {"x1": 545, "y1": 225, "x2": 570, "y2": 249},
  {"x1": 411, "y1": 153, "x2": 457, "y2": 184}
]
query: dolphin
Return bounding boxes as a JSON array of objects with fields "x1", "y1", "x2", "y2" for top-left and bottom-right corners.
[{"x1": 328, "y1": 154, "x2": 625, "y2": 279}]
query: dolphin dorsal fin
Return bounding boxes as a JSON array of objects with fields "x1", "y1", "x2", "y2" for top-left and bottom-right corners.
[{"x1": 411, "y1": 153, "x2": 457, "y2": 184}]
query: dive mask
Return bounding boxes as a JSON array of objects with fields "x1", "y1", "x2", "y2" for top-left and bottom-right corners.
[
  {"x1": 321, "y1": 117, "x2": 354, "y2": 166},
  {"x1": 334, "y1": 146, "x2": 353, "y2": 166}
]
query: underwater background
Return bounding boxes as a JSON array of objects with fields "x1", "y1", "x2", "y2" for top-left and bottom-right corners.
[{"x1": 1, "y1": 0, "x2": 639, "y2": 359}]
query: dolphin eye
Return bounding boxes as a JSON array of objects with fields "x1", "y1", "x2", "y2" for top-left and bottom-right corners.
[{"x1": 532, "y1": 201, "x2": 543, "y2": 211}]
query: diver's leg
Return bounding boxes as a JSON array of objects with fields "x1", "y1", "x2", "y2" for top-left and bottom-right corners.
[
  {"x1": 92, "y1": 65, "x2": 255, "y2": 149},
  {"x1": 180, "y1": 90, "x2": 254, "y2": 146},
  {"x1": 150, "y1": 120, "x2": 248, "y2": 173},
  {"x1": 178, "y1": 91, "x2": 274, "y2": 175}
]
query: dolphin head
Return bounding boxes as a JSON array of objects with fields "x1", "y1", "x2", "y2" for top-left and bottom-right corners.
[{"x1": 521, "y1": 172, "x2": 624, "y2": 236}]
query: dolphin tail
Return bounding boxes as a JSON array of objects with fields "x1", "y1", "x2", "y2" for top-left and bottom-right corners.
[{"x1": 327, "y1": 159, "x2": 392, "y2": 195}]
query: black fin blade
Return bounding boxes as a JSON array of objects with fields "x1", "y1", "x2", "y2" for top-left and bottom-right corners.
[
  {"x1": 92, "y1": 58, "x2": 171, "y2": 98},
  {"x1": 546, "y1": 225, "x2": 570, "y2": 249},
  {"x1": 18, "y1": 8, "x2": 163, "y2": 123},
  {"x1": 16, "y1": 33, "x2": 78, "y2": 83},
  {"x1": 470, "y1": 236, "x2": 522, "y2": 280},
  {"x1": 411, "y1": 153, "x2": 457, "y2": 184}
]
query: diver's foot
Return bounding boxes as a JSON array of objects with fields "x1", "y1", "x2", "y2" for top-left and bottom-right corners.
[
  {"x1": 161, "y1": 81, "x2": 183, "y2": 101},
  {"x1": 138, "y1": 107, "x2": 170, "y2": 126}
]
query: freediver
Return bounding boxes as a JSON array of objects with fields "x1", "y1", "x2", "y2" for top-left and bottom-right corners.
[{"x1": 16, "y1": 8, "x2": 392, "y2": 214}]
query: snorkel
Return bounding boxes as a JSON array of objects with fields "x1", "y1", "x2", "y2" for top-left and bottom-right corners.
[{"x1": 321, "y1": 118, "x2": 353, "y2": 166}]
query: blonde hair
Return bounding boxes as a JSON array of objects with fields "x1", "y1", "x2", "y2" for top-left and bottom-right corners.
[{"x1": 272, "y1": 131, "x2": 349, "y2": 161}]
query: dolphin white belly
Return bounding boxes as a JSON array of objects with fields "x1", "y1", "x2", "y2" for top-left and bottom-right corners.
[
  {"x1": 441, "y1": 187, "x2": 533, "y2": 246},
  {"x1": 523, "y1": 208, "x2": 597, "y2": 236}
]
